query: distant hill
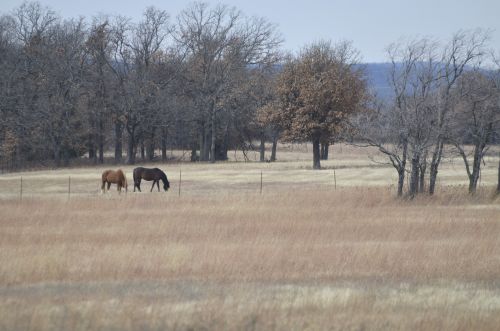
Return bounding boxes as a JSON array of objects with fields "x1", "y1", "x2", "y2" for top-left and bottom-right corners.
[{"x1": 359, "y1": 63, "x2": 394, "y2": 101}]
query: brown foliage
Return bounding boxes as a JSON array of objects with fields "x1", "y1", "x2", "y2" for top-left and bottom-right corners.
[{"x1": 276, "y1": 41, "x2": 367, "y2": 143}]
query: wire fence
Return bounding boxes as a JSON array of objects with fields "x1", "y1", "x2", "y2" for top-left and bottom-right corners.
[
  {"x1": 0, "y1": 162, "x2": 497, "y2": 201},
  {"x1": 0, "y1": 168, "x2": 351, "y2": 201}
]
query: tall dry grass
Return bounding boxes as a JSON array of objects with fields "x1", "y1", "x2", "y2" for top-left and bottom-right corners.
[{"x1": 1, "y1": 188, "x2": 500, "y2": 330}]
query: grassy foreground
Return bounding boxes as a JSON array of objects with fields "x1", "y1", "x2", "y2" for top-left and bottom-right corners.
[{"x1": 0, "y1": 144, "x2": 499, "y2": 330}]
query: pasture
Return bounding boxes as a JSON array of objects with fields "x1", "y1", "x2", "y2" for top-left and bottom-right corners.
[{"x1": 0, "y1": 144, "x2": 499, "y2": 331}]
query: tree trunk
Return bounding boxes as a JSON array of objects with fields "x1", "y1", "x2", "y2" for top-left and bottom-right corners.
[
  {"x1": 215, "y1": 125, "x2": 229, "y2": 161},
  {"x1": 203, "y1": 129, "x2": 211, "y2": 161},
  {"x1": 429, "y1": 139, "x2": 444, "y2": 195},
  {"x1": 418, "y1": 152, "x2": 427, "y2": 193},
  {"x1": 409, "y1": 154, "x2": 420, "y2": 198},
  {"x1": 497, "y1": 152, "x2": 500, "y2": 195},
  {"x1": 88, "y1": 137, "x2": 96, "y2": 161},
  {"x1": 312, "y1": 138, "x2": 321, "y2": 170},
  {"x1": 98, "y1": 119, "x2": 104, "y2": 164},
  {"x1": 320, "y1": 142, "x2": 329, "y2": 160},
  {"x1": 397, "y1": 168, "x2": 405, "y2": 197},
  {"x1": 259, "y1": 133, "x2": 265, "y2": 162},
  {"x1": 215, "y1": 142, "x2": 228, "y2": 161},
  {"x1": 200, "y1": 123, "x2": 210, "y2": 161},
  {"x1": 161, "y1": 128, "x2": 167, "y2": 161},
  {"x1": 198, "y1": 130, "x2": 205, "y2": 161},
  {"x1": 54, "y1": 144, "x2": 61, "y2": 168},
  {"x1": 63, "y1": 148, "x2": 70, "y2": 167},
  {"x1": 468, "y1": 146, "x2": 482, "y2": 194},
  {"x1": 146, "y1": 141, "x2": 155, "y2": 161},
  {"x1": 140, "y1": 141, "x2": 145, "y2": 160},
  {"x1": 114, "y1": 122, "x2": 122, "y2": 163},
  {"x1": 210, "y1": 107, "x2": 216, "y2": 163},
  {"x1": 270, "y1": 133, "x2": 278, "y2": 162},
  {"x1": 146, "y1": 129, "x2": 155, "y2": 161},
  {"x1": 397, "y1": 140, "x2": 408, "y2": 197},
  {"x1": 191, "y1": 142, "x2": 200, "y2": 162},
  {"x1": 127, "y1": 133, "x2": 135, "y2": 165},
  {"x1": 419, "y1": 165, "x2": 426, "y2": 193}
]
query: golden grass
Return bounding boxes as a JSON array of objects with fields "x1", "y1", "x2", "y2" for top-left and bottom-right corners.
[
  {"x1": 0, "y1": 143, "x2": 498, "y2": 199},
  {"x1": 1, "y1": 188, "x2": 500, "y2": 330},
  {"x1": 0, "y1": 144, "x2": 499, "y2": 330}
]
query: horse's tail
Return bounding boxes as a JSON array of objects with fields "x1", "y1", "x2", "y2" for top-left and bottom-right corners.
[{"x1": 117, "y1": 169, "x2": 128, "y2": 192}]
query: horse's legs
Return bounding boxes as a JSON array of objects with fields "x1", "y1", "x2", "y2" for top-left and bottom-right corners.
[
  {"x1": 134, "y1": 179, "x2": 141, "y2": 192},
  {"x1": 107, "y1": 182, "x2": 111, "y2": 191},
  {"x1": 101, "y1": 180, "x2": 106, "y2": 193},
  {"x1": 150, "y1": 180, "x2": 156, "y2": 192},
  {"x1": 157, "y1": 180, "x2": 160, "y2": 192}
]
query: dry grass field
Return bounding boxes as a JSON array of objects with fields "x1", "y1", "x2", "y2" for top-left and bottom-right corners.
[{"x1": 0, "y1": 144, "x2": 499, "y2": 331}]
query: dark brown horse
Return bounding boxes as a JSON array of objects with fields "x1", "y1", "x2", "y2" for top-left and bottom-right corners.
[
  {"x1": 133, "y1": 167, "x2": 170, "y2": 192},
  {"x1": 101, "y1": 169, "x2": 128, "y2": 194}
]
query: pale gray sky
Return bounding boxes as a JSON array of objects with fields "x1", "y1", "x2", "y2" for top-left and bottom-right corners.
[{"x1": 1, "y1": 0, "x2": 498, "y2": 62}]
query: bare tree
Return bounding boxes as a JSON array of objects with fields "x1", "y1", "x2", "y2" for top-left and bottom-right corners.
[
  {"x1": 356, "y1": 32, "x2": 490, "y2": 197},
  {"x1": 85, "y1": 16, "x2": 114, "y2": 163},
  {"x1": 130, "y1": 7, "x2": 172, "y2": 162},
  {"x1": 107, "y1": 16, "x2": 136, "y2": 163},
  {"x1": 427, "y1": 30, "x2": 489, "y2": 194},
  {"x1": 353, "y1": 39, "x2": 433, "y2": 196},
  {"x1": 176, "y1": 2, "x2": 281, "y2": 162},
  {"x1": 450, "y1": 70, "x2": 500, "y2": 194}
]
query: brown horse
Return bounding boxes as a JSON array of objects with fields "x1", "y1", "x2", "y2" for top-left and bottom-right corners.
[
  {"x1": 133, "y1": 167, "x2": 170, "y2": 192},
  {"x1": 101, "y1": 169, "x2": 128, "y2": 194}
]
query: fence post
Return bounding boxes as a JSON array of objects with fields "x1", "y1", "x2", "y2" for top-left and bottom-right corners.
[
  {"x1": 260, "y1": 171, "x2": 263, "y2": 194},
  {"x1": 178, "y1": 169, "x2": 182, "y2": 197},
  {"x1": 333, "y1": 168, "x2": 337, "y2": 190},
  {"x1": 20, "y1": 176, "x2": 23, "y2": 201},
  {"x1": 68, "y1": 176, "x2": 71, "y2": 200}
]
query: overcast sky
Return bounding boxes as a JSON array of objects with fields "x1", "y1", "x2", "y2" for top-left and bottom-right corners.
[{"x1": 1, "y1": 0, "x2": 498, "y2": 62}]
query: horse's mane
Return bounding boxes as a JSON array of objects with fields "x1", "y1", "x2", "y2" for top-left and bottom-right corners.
[
  {"x1": 160, "y1": 170, "x2": 168, "y2": 181},
  {"x1": 156, "y1": 168, "x2": 169, "y2": 187}
]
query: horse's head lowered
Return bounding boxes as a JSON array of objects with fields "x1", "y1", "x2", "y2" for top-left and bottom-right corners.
[{"x1": 163, "y1": 177, "x2": 170, "y2": 191}]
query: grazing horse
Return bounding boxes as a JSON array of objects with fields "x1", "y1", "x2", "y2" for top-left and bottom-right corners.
[
  {"x1": 133, "y1": 167, "x2": 170, "y2": 192},
  {"x1": 101, "y1": 169, "x2": 128, "y2": 194}
]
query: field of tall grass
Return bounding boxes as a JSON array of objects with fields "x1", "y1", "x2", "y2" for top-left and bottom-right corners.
[{"x1": 0, "y1": 144, "x2": 499, "y2": 330}]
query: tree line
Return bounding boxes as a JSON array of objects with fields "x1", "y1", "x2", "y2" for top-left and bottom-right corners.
[
  {"x1": 0, "y1": 2, "x2": 499, "y2": 196},
  {"x1": 0, "y1": 2, "x2": 283, "y2": 167}
]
